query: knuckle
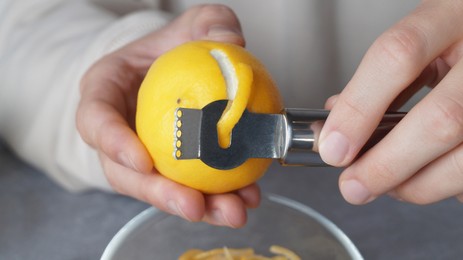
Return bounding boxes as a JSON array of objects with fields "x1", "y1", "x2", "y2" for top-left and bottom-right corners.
[
  {"x1": 375, "y1": 23, "x2": 428, "y2": 75},
  {"x1": 421, "y1": 95, "x2": 463, "y2": 144},
  {"x1": 366, "y1": 158, "x2": 399, "y2": 192},
  {"x1": 339, "y1": 94, "x2": 369, "y2": 120}
]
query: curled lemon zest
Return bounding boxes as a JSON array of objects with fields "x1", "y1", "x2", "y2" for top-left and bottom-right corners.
[{"x1": 216, "y1": 62, "x2": 253, "y2": 148}]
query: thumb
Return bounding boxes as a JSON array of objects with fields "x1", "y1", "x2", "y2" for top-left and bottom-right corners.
[
  {"x1": 130, "y1": 4, "x2": 245, "y2": 63},
  {"x1": 190, "y1": 4, "x2": 245, "y2": 46},
  {"x1": 159, "y1": 4, "x2": 245, "y2": 48}
]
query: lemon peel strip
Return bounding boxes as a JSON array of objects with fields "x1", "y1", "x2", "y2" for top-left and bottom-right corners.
[{"x1": 210, "y1": 49, "x2": 253, "y2": 148}]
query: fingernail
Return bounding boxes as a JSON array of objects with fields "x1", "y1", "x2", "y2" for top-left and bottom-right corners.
[
  {"x1": 319, "y1": 131, "x2": 349, "y2": 165},
  {"x1": 117, "y1": 152, "x2": 136, "y2": 170},
  {"x1": 207, "y1": 25, "x2": 240, "y2": 38},
  {"x1": 340, "y1": 179, "x2": 375, "y2": 204}
]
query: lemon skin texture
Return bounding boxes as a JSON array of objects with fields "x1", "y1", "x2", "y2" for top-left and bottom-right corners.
[{"x1": 136, "y1": 41, "x2": 283, "y2": 194}]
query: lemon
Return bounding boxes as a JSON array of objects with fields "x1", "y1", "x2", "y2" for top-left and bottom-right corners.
[{"x1": 136, "y1": 41, "x2": 283, "y2": 194}]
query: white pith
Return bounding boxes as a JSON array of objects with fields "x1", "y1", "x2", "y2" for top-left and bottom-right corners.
[{"x1": 210, "y1": 49, "x2": 238, "y2": 101}]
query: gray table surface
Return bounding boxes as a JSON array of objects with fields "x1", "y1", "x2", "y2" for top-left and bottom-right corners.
[{"x1": 1, "y1": 142, "x2": 463, "y2": 260}]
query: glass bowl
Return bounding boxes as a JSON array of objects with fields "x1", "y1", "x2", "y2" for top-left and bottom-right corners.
[{"x1": 101, "y1": 193, "x2": 362, "y2": 259}]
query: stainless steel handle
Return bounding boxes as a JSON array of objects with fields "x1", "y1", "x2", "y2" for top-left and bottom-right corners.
[{"x1": 280, "y1": 109, "x2": 406, "y2": 166}]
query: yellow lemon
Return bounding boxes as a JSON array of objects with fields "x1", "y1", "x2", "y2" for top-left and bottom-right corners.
[{"x1": 136, "y1": 40, "x2": 283, "y2": 194}]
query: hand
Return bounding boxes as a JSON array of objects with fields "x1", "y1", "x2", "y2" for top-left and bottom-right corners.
[
  {"x1": 77, "y1": 4, "x2": 258, "y2": 227},
  {"x1": 319, "y1": 0, "x2": 463, "y2": 205}
]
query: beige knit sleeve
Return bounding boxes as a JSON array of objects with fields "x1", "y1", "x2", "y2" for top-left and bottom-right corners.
[{"x1": 0, "y1": 0, "x2": 169, "y2": 192}]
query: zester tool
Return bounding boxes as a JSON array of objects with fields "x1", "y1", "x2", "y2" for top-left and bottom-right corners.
[{"x1": 173, "y1": 100, "x2": 405, "y2": 170}]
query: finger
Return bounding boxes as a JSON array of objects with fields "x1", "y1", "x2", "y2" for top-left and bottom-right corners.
[
  {"x1": 189, "y1": 4, "x2": 245, "y2": 45},
  {"x1": 77, "y1": 60, "x2": 153, "y2": 173},
  {"x1": 202, "y1": 193, "x2": 247, "y2": 228},
  {"x1": 136, "y1": 4, "x2": 245, "y2": 60},
  {"x1": 234, "y1": 184, "x2": 261, "y2": 208},
  {"x1": 100, "y1": 153, "x2": 206, "y2": 222},
  {"x1": 78, "y1": 101, "x2": 151, "y2": 172},
  {"x1": 319, "y1": 1, "x2": 463, "y2": 167},
  {"x1": 339, "y1": 59, "x2": 463, "y2": 204},
  {"x1": 389, "y1": 58, "x2": 450, "y2": 110},
  {"x1": 390, "y1": 143, "x2": 463, "y2": 204},
  {"x1": 166, "y1": 3, "x2": 243, "y2": 43}
]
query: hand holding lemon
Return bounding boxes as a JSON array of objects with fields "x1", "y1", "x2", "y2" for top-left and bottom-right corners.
[
  {"x1": 77, "y1": 5, "x2": 268, "y2": 228},
  {"x1": 136, "y1": 41, "x2": 283, "y2": 194}
]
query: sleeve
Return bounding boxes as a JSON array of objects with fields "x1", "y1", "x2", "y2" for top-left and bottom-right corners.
[{"x1": 0, "y1": 0, "x2": 170, "y2": 192}]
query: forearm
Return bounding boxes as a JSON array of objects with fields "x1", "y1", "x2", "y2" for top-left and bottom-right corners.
[{"x1": 0, "y1": 0, "x2": 169, "y2": 191}]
